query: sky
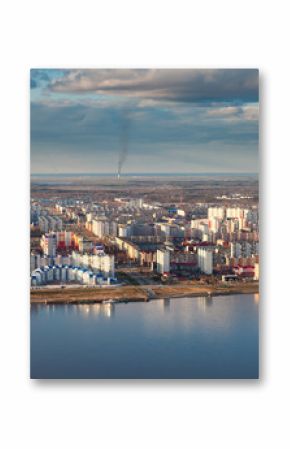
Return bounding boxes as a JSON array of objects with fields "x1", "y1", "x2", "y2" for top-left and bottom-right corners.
[{"x1": 30, "y1": 69, "x2": 259, "y2": 174}]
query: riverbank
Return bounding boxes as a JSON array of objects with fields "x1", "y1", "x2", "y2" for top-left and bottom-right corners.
[{"x1": 30, "y1": 282, "x2": 259, "y2": 304}]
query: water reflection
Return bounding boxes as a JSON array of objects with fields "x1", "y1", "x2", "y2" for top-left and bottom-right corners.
[
  {"x1": 75, "y1": 303, "x2": 115, "y2": 319},
  {"x1": 196, "y1": 296, "x2": 213, "y2": 313},
  {"x1": 31, "y1": 302, "x2": 117, "y2": 319},
  {"x1": 102, "y1": 303, "x2": 115, "y2": 318},
  {"x1": 31, "y1": 304, "x2": 40, "y2": 315},
  {"x1": 44, "y1": 304, "x2": 55, "y2": 315},
  {"x1": 32, "y1": 294, "x2": 259, "y2": 328},
  {"x1": 31, "y1": 294, "x2": 259, "y2": 379},
  {"x1": 163, "y1": 298, "x2": 171, "y2": 312}
]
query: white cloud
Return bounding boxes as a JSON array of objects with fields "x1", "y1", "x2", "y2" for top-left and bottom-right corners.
[{"x1": 206, "y1": 104, "x2": 259, "y2": 121}]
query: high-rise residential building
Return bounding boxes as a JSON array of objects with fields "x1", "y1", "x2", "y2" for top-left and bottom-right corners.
[
  {"x1": 93, "y1": 253, "x2": 115, "y2": 277},
  {"x1": 197, "y1": 247, "x2": 213, "y2": 275},
  {"x1": 118, "y1": 224, "x2": 132, "y2": 238},
  {"x1": 39, "y1": 215, "x2": 62, "y2": 232},
  {"x1": 254, "y1": 263, "x2": 259, "y2": 281},
  {"x1": 243, "y1": 241, "x2": 252, "y2": 257},
  {"x1": 208, "y1": 207, "x2": 225, "y2": 220},
  {"x1": 230, "y1": 242, "x2": 242, "y2": 258},
  {"x1": 209, "y1": 217, "x2": 222, "y2": 233},
  {"x1": 157, "y1": 249, "x2": 170, "y2": 274},
  {"x1": 41, "y1": 232, "x2": 57, "y2": 257},
  {"x1": 226, "y1": 207, "x2": 245, "y2": 219},
  {"x1": 92, "y1": 217, "x2": 117, "y2": 238}
]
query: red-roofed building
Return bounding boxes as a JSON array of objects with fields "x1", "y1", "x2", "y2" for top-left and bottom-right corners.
[{"x1": 233, "y1": 265, "x2": 255, "y2": 277}]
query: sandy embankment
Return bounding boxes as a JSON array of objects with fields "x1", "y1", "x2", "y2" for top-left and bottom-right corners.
[{"x1": 30, "y1": 282, "x2": 259, "y2": 304}]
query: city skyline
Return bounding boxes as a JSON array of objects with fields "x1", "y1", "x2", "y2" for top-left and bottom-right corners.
[{"x1": 31, "y1": 69, "x2": 259, "y2": 174}]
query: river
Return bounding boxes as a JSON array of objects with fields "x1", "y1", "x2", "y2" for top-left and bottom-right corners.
[{"x1": 30, "y1": 294, "x2": 259, "y2": 379}]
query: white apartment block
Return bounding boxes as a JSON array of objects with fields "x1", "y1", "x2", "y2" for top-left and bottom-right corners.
[
  {"x1": 208, "y1": 207, "x2": 225, "y2": 220},
  {"x1": 197, "y1": 247, "x2": 213, "y2": 275},
  {"x1": 230, "y1": 242, "x2": 242, "y2": 258},
  {"x1": 39, "y1": 215, "x2": 62, "y2": 232},
  {"x1": 41, "y1": 233, "x2": 57, "y2": 257},
  {"x1": 71, "y1": 251, "x2": 115, "y2": 277},
  {"x1": 157, "y1": 249, "x2": 170, "y2": 274},
  {"x1": 92, "y1": 218, "x2": 117, "y2": 238},
  {"x1": 118, "y1": 224, "x2": 132, "y2": 238}
]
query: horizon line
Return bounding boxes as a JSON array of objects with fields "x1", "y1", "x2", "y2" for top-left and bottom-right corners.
[{"x1": 31, "y1": 171, "x2": 258, "y2": 176}]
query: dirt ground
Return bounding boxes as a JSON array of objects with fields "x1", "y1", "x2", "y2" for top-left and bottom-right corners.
[{"x1": 30, "y1": 282, "x2": 259, "y2": 304}]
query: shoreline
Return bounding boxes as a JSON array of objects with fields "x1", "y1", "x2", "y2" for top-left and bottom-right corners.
[{"x1": 30, "y1": 282, "x2": 259, "y2": 305}]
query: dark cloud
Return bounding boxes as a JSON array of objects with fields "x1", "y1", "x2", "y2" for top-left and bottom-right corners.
[
  {"x1": 31, "y1": 69, "x2": 259, "y2": 173},
  {"x1": 49, "y1": 69, "x2": 259, "y2": 104},
  {"x1": 31, "y1": 101, "x2": 258, "y2": 153}
]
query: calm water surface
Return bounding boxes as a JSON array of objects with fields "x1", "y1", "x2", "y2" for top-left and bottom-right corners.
[{"x1": 30, "y1": 294, "x2": 259, "y2": 379}]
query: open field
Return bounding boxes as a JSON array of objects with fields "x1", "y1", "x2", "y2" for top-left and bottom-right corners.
[
  {"x1": 30, "y1": 281, "x2": 259, "y2": 304},
  {"x1": 31, "y1": 174, "x2": 258, "y2": 205}
]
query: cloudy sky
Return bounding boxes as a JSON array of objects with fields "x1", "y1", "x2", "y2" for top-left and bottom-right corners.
[{"x1": 30, "y1": 69, "x2": 259, "y2": 174}]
